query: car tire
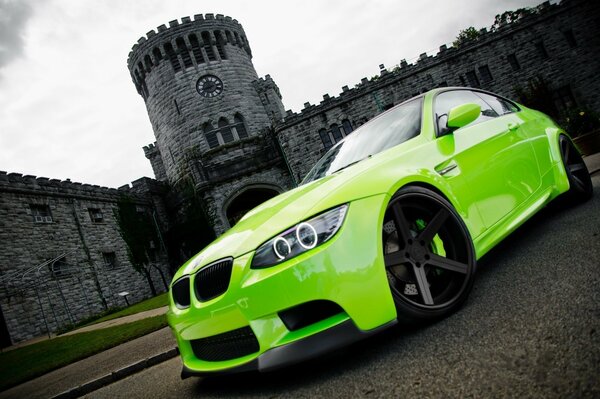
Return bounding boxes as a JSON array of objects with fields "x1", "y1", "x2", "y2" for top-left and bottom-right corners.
[
  {"x1": 382, "y1": 186, "x2": 476, "y2": 323},
  {"x1": 559, "y1": 134, "x2": 593, "y2": 203}
]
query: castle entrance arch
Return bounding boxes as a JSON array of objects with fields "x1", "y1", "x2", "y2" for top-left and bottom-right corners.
[{"x1": 225, "y1": 186, "x2": 280, "y2": 227}]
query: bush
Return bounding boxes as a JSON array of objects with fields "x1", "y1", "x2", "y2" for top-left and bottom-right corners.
[{"x1": 560, "y1": 108, "x2": 600, "y2": 138}]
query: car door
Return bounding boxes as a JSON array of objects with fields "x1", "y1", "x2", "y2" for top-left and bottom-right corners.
[{"x1": 433, "y1": 89, "x2": 541, "y2": 229}]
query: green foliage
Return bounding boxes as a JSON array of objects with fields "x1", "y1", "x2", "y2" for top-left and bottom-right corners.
[
  {"x1": 491, "y1": 8, "x2": 534, "y2": 31},
  {"x1": 0, "y1": 315, "x2": 167, "y2": 391},
  {"x1": 165, "y1": 180, "x2": 215, "y2": 269},
  {"x1": 560, "y1": 108, "x2": 600, "y2": 138},
  {"x1": 453, "y1": 27, "x2": 480, "y2": 47},
  {"x1": 514, "y1": 77, "x2": 559, "y2": 120},
  {"x1": 114, "y1": 197, "x2": 159, "y2": 272}
]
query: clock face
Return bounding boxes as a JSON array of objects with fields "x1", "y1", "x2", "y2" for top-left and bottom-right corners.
[{"x1": 196, "y1": 75, "x2": 223, "y2": 98}]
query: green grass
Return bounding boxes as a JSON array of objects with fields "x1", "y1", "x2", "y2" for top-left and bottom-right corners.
[
  {"x1": 80, "y1": 292, "x2": 169, "y2": 327},
  {"x1": 0, "y1": 315, "x2": 168, "y2": 391}
]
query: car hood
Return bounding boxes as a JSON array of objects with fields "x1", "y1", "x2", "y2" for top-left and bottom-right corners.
[
  {"x1": 174, "y1": 160, "x2": 383, "y2": 280},
  {"x1": 172, "y1": 136, "x2": 427, "y2": 281}
]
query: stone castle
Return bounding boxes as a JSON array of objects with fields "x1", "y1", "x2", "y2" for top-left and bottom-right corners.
[{"x1": 1, "y1": 0, "x2": 598, "y2": 346}]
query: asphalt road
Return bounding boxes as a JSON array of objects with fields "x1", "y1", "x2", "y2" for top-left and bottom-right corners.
[{"x1": 88, "y1": 174, "x2": 600, "y2": 399}]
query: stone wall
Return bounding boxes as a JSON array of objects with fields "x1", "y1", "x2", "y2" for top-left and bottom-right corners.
[
  {"x1": 276, "y1": 0, "x2": 600, "y2": 180},
  {"x1": 0, "y1": 172, "x2": 171, "y2": 344}
]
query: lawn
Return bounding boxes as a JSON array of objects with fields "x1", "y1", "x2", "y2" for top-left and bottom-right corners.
[
  {"x1": 0, "y1": 315, "x2": 168, "y2": 391},
  {"x1": 83, "y1": 292, "x2": 169, "y2": 326}
]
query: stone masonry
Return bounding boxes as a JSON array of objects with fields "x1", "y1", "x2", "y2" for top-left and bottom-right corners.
[{"x1": 0, "y1": 172, "x2": 171, "y2": 343}]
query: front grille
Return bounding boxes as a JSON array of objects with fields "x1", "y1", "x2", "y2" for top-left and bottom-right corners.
[
  {"x1": 190, "y1": 326, "x2": 260, "y2": 362},
  {"x1": 194, "y1": 258, "x2": 233, "y2": 301},
  {"x1": 171, "y1": 277, "x2": 190, "y2": 309}
]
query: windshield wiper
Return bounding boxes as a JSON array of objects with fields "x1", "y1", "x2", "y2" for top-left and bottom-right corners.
[{"x1": 331, "y1": 155, "x2": 372, "y2": 174}]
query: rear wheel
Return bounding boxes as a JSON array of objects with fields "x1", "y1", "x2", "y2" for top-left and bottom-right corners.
[
  {"x1": 559, "y1": 134, "x2": 593, "y2": 202},
  {"x1": 383, "y1": 186, "x2": 476, "y2": 322}
]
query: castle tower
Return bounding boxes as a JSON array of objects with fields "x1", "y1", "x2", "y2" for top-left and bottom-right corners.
[{"x1": 128, "y1": 14, "x2": 292, "y2": 234}]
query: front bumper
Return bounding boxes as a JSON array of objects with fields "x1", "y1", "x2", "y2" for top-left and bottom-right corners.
[
  {"x1": 181, "y1": 318, "x2": 397, "y2": 378},
  {"x1": 168, "y1": 194, "x2": 397, "y2": 375}
]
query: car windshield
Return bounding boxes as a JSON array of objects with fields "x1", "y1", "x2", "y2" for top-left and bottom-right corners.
[{"x1": 302, "y1": 98, "x2": 422, "y2": 184}]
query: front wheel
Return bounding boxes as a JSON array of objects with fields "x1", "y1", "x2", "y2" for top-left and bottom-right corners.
[
  {"x1": 383, "y1": 186, "x2": 476, "y2": 322},
  {"x1": 559, "y1": 134, "x2": 593, "y2": 203}
]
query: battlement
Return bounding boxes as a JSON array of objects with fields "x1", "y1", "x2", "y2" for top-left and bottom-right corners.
[
  {"x1": 0, "y1": 170, "x2": 163, "y2": 203},
  {"x1": 143, "y1": 142, "x2": 159, "y2": 157},
  {"x1": 127, "y1": 13, "x2": 253, "y2": 100},
  {"x1": 277, "y1": 0, "x2": 564, "y2": 128}
]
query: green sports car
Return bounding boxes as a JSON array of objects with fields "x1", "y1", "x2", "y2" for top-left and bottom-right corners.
[{"x1": 168, "y1": 87, "x2": 593, "y2": 377}]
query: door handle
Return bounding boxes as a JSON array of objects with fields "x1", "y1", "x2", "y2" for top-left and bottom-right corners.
[{"x1": 508, "y1": 123, "x2": 518, "y2": 131}]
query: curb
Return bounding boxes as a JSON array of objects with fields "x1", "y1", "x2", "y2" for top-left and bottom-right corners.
[{"x1": 50, "y1": 347, "x2": 179, "y2": 399}]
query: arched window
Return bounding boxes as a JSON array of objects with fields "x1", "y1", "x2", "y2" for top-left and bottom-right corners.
[
  {"x1": 201, "y1": 31, "x2": 216, "y2": 61},
  {"x1": 203, "y1": 122, "x2": 219, "y2": 148},
  {"x1": 136, "y1": 62, "x2": 146, "y2": 79},
  {"x1": 225, "y1": 30, "x2": 233, "y2": 44},
  {"x1": 214, "y1": 31, "x2": 227, "y2": 60},
  {"x1": 175, "y1": 37, "x2": 193, "y2": 68},
  {"x1": 233, "y1": 114, "x2": 248, "y2": 139},
  {"x1": 144, "y1": 55, "x2": 153, "y2": 71},
  {"x1": 152, "y1": 47, "x2": 163, "y2": 63},
  {"x1": 188, "y1": 34, "x2": 204, "y2": 64},
  {"x1": 234, "y1": 32, "x2": 241, "y2": 46},
  {"x1": 319, "y1": 122, "x2": 351, "y2": 150},
  {"x1": 218, "y1": 118, "x2": 234, "y2": 143},
  {"x1": 163, "y1": 42, "x2": 181, "y2": 72},
  {"x1": 342, "y1": 119, "x2": 353, "y2": 135},
  {"x1": 319, "y1": 128, "x2": 332, "y2": 150},
  {"x1": 330, "y1": 124, "x2": 343, "y2": 142}
]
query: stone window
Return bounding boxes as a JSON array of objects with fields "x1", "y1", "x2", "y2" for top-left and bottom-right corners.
[
  {"x1": 143, "y1": 55, "x2": 153, "y2": 72},
  {"x1": 552, "y1": 85, "x2": 576, "y2": 114},
  {"x1": 163, "y1": 42, "x2": 182, "y2": 72},
  {"x1": 214, "y1": 31, "x2": 227, "y2": 60},
  {"x1": 233, "y1": 114, "x2": 249, "y2": 139},
  {"x1": 30, "y1": 204, "x2": 52, "y2": 223},
  {"x1": 205, "y1": 115, "x2": 250, "y2": 149},
  {"x1": 465, "y1": 71, "x2": 480, "y2": 88},
  {"x1": 176, "y1": 37, "x2": 193, "y2": 68},
  {"x1": 201, "y1": 31, "x2": 217, "y2": 61},
  {"x1": 535, "y1": 41, "x2": 549, "y2": 59},
  {"x1": 188, "y1": 34, "x2": 205, "y2": 64},
  {"x1": 563, "y1": 29, "x2": 577, "y2": 48},
  {"x1": 341, "y1": 119, "x2": 354, "y2": 135},
  {"x1": 507, "y1": 54, "x2": 520, "y2": 71},
  {"x1": 88, "y1": 208, "x2": 104, "y2": 223},
  {"x1": 225, "y1": 31, "x2": 233, "y2": 44},
  {"x1": 102, "y1": 252, "x2": 118, "y2": 269},
  {"x1": 478, "y1": 65, "x2": 493, "y2": 83},
  {"x1": 234, "y1": 32, "x2": 241, "y2": 46},
  {"x1": 218, "y1": 118, "x2": 235, "y2": 143},
  {"x1": 204, "y1": 122, "x2": 219, "y2": 148},
  {"x1": 319, "y1": 122, "x2": 351, "y2": 150},
  {"x1": 49, "y1": 258, "x2": 70, "y2": 279},
  {"x1": 152, "y1": 47, "x2": 163, "y2": 63}
]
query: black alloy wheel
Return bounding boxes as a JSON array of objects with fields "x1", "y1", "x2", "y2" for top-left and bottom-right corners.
[
  {"x1": 383, "y1": 186, "x2": 476, "y2": 322},
  {"x1": 559, "y1": 134, "x2": 593, "y2": 202}
]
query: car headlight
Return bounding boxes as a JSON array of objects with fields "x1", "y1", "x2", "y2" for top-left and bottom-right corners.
[{"x1": 251, "y1": 204, "x2": 348, "y2": 269}]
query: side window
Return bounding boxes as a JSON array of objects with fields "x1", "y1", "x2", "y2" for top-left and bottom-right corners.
[
  {"x1": 475, "y1": 92, "x2": 519, "y2": 116},
  {"x1": 434, "y1": 90, "x2": 498, "y2": 133}
]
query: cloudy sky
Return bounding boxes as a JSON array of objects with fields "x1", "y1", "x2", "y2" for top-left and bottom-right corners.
[{"x1": 0, "y1": 0, "x2": 544, "y2": 188}]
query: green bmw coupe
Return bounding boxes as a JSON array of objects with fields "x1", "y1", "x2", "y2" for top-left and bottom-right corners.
[{"x1": 168, "y1": 87, "x2": 593, "y2": 377}]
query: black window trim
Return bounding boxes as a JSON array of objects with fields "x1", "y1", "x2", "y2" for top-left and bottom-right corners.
[{"x1": 432, "y1": 87, "x2": 521, "y2": 138}]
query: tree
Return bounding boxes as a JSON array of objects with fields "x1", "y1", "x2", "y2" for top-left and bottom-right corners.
[
  {"x1": 453, "y1": 27, "x2": 481, "y2": 48},
  {"x1": 491, "y1": 8, "x2": 534, "y2": 31},
  {"x1": 514, "y1": 77, "x2": 559, "y2": 121},
  {"x1": 115, "y1": 197, "x2": 161, "y2": 296}
]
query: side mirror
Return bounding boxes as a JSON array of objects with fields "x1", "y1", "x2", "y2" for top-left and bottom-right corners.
[{"x1": 447, "y1": 103, "x2": 481, "y2": 130}]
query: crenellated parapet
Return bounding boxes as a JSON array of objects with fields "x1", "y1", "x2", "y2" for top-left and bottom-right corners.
[
  {"x1": 127, "y1": 13, "x2": 252, "y2": 99},
  {"x1": 0, "y1": 170, "x2": 166, "y2": 204},
  {"x1": 277, "y1": 0, "x2": 565, "y2": 130}
]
